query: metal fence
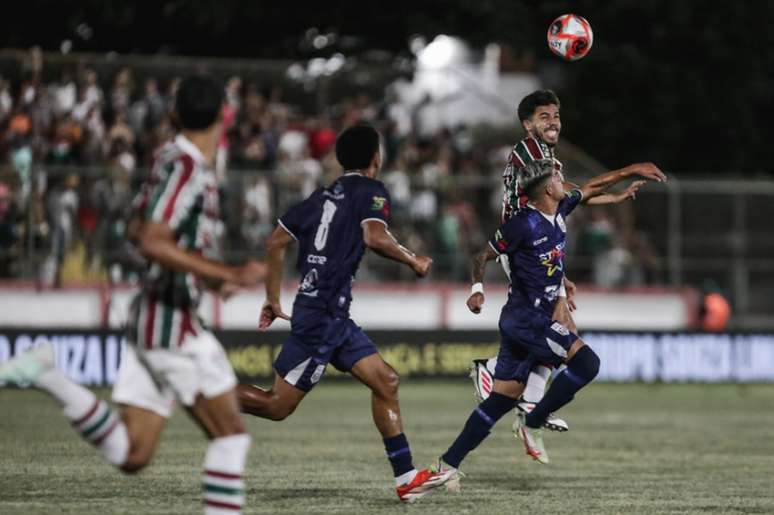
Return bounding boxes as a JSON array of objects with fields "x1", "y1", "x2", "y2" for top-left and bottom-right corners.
[{"x1": 1, "y1": 162, "x2": 771, "y2": 328}]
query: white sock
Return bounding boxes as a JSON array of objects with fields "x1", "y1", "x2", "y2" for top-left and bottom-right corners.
[
  {"x1": 522, "y1": 365, "x2": 552, "y2": 403},
  {"x1": 36, "y1": 368, "x2": 129, "y2": 466},
  {"x1": 395, "y1": 469, "x2": 418, "y2": 486},
  {"x1": 203, "y1": 434, "x2": 251, "y2": 515}
]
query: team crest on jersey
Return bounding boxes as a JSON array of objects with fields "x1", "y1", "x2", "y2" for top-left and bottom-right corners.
[
  {"x1": 557, "y1": 214, "x2": 566, "y2": 233},
  {"x1": 371, "y1": 196, "x2": 390, "y2": 217}
]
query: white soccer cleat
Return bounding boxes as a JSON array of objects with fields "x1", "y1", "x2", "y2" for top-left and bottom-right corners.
[
  {"x1": 515, "y1": 400, "x2": 569, "y2": 432},
  {"x1": 0, "y1": 344, "x2": 55, "y2": 387},
  {"x1": 469, "y1": 359, "x2": 492, "y2": 403},
  {"x1": 396, "y1": 466, "x2": 456, "y2": 503},
  {"x1": 436, "y1": 459, "x2": 465, "y2": 493},
  {"x1": 515, "y1": 413, "x2": 550, "y2": 464}
]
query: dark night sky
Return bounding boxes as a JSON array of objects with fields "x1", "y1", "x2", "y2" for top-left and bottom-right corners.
[{"x1": 3, "y1": 0, "x2": 774, "y2": 174}]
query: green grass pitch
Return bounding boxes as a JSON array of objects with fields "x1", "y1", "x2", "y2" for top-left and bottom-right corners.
[{"x1": 1, "y1": 381, "x2": 773, "y2": 514}]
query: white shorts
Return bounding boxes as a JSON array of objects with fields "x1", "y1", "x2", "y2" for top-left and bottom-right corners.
[{"x1": 112, "y1": 330, "x2": 237, "y2": 418}]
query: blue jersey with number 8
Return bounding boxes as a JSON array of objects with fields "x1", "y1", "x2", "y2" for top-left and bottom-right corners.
[{"x1": 278, "y1": 173, "x2": 391, "y2": 316}]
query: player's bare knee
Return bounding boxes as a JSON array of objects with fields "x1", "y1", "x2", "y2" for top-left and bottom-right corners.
[
  {"x1": 268, "y1": 404, "x2": 295, "y2": 421},
  {"x1": 566, "y1": 338, "x2": 586, "y2": 361},
  {"x1": 371, "y1": 368, "x2": 399, "y2": 400}
]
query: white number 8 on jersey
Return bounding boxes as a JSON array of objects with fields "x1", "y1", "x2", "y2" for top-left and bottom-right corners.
[{"x1": 314, "y1": 199, "x2": 338, "y2": 251}]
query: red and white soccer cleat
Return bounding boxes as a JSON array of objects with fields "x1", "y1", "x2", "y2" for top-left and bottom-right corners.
[
  {"x1": 396, "y1": 467, "x2": 455, "y2": 503},
  {"x1": 516, "y1": 413, "x2": 550, "y2": 464}
]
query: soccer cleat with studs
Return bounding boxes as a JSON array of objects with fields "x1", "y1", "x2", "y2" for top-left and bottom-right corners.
[
  {"x1": 396, "y1": 466, "x2": 456, "y2": 502},
  {"x1": 0, "y1": 344, "x2": 55, "y2": 388},
  {"x1": 515, "y1": 400, "x2": 569, "y2": 432},
  {"x1": 515, "y1": 413, "x2": 550, "y2": 464}
]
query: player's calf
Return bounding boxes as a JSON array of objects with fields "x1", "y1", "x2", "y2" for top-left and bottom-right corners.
[{"x1": 525, "y1": 344, "x2": 600, "y2": 429}]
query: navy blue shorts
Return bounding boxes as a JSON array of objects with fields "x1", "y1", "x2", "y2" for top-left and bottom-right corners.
[
  {"x1": 493, "y1": 306, "x2": 579, "y2": 383},
  {"x1": 274, "y1": 307, "x2": 378, "y2": 392}
]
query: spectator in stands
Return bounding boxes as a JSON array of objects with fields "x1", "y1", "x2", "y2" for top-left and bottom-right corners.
[
  {"x1": 700, "y1": 281, "x2": 731, "y2": 332},
  {"x1": 0, "y1": 182, "x2": 20, "y2": 277},
  {"x1": 42, "y1": 174, "x2": 79, "y2": 287}
]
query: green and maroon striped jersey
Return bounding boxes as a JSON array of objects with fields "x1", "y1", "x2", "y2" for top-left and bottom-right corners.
[
  {"x1": 501, "y1": 136, "x2": 564, "y2": 223},
  {"x1": 128, "y1": 135, "x2": 221, "y2": 349}
]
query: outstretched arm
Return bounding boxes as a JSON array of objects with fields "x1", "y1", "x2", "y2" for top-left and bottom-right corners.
[
  {"x1": 579, "y1": 163, "x2": 666, "y2": 202},
  {"x1": 362, "y1": 221, "x2": 432, "y2": 277},
  {"x1": 585, "y1": 180, "x2": 647, "y2": 204},
  {"x1": 466, "y1": 244, "x2": 500, "y2": 314},
  {"x1": 258, "y1": 225, "x2": 295, "y2": 330}
]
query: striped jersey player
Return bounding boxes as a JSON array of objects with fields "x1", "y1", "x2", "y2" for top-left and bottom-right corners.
[
  {"x1": 0, "y1": 76, "x2": 265, "y2": 515},
  {"x1": 129, "y1": 134, "x2": 221, "y2": 349}
]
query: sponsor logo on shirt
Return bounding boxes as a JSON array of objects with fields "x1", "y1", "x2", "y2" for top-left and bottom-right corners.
[
  {"x1": 533, "y1": 236, "x2": 548, "y2": 246},
  {"x1": 539, "y1": 243, "x2": 565, "y2": 277}
]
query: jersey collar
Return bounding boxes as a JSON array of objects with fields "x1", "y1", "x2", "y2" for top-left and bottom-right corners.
[
  {"x1": 526, "y1": 202, "x2": 557, "y2": 226},
  {"x1": 174, "y1": 134, "x2": 207, "y2": 166}
]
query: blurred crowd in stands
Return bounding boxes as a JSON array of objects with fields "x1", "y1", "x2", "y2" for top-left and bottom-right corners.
[{"x1": 0, "y1": 50, "x2": 656, "y2": 288}]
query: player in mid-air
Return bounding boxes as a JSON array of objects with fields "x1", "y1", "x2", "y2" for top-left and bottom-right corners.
[
  {"x1": 437, "y1": 157, "x2": 665, "y2": 481},
  {"x1": 470, "y1": 89, "x2": 645, "y2": 441},
  {"x1": 0, "y1": 76, "x2": 265, "y2": 515},
  {"x1": 236, "y1": 124, "x2": 455, "y2": 502}
]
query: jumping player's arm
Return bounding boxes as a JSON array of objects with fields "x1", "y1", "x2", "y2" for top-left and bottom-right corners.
[
  {"x1": 579, "y1": 162, "x2": 666, "y2": 201},
  {"x1": 362, "y1": 221, "x2": 432, "y2": 277},
  {"x1": 466, "y1": 245, "x2": 499, "y2": 314},
  {"x1": 467, "y1": 223, "x2": 524, "y2": 314},
  {"x1": 258, "y1": 224, "x2": 294, "y2": 330},
  {"x1": 563, "y1": 177, "x2": 650, "y2": 205}
]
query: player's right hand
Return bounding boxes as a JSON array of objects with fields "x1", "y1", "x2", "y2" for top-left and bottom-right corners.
[
  {"x1": 467, "y1": 292, "x2": 485, "y2": 314},
  {"x1": 235, "y1": 260, "x2": 267, "y2": 286},
  {"x1": 627, "y1": 163, "x2": 666, "y2": 182},
  {"x1": 258, "y1": 300, "x2": 290, "y2": 330},
  {"x1": 412, "y1": 255, "x2": 433, "y2": 278}
]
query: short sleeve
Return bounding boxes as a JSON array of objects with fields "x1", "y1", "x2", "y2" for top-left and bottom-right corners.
[
  {"x1": 558, "y1": 189, "x2": 583, "y2": 217},
  {"x1": 145, "y1": 155, "x2": 199, "y2": 232},
  {"x1": 488, "y1": 218, "x2": 524, "y2": 256},
  {"x1": 278, "y1": 201, "x2": 306, "y2": 241},
  {"x1": 359, "y1": 181, "x2": 391, "y2": 227}
]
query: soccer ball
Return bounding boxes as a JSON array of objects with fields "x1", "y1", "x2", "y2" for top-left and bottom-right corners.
[{"x1": 547, "y1": 14, "x2": 593, "y2": 61}]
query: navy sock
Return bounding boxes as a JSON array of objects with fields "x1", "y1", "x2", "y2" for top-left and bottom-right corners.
[
  {"x1": 384, "y1": 433, "x2": 414, "y2": 477},
  {"x1": 525, "y1": 345, "x2": 600, "y2": 428},
  {"x1": 441, "y1": 392, "x2": 517, "y2": 469}
]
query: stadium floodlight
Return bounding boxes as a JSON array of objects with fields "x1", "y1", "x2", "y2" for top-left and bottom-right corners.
[{"x1": 417, "y1": 35, "x2": 467, "y2": 70}]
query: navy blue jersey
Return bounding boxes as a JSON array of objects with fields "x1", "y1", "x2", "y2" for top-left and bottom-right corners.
[
  {"x1": 278, "y1": 173, "x2": 391, "y2": 316},
  {"x1": 489, "y1": 189, "x2": 583, "y2": 315}
]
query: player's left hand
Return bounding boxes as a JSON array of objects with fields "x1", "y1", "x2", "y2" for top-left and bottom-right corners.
[
  {"x1": 564, "y1": 278, "x2": 578, "y2": 311},
  {"x1": 623, "y1": 180, "x2": 647, "y2": 200},
  {"x1": 467, "y1": 292, "x2": 485, "y2": 314},
  {"x1": 259, "y1": 300, "x2": 290, "y2": 330}
]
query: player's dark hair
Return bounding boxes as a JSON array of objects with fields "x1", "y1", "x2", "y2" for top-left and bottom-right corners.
[
  {"x1": 335, "y1": 124, "x2": 380, "y2": 170},
  {"x1": 517, "y1": 89, "x2": 561, "y2": 122},
  {"x1": 174, "y1": 76, "x2": 224, "y2": 130},
  {"x1": 521, "y1": 159, "x2": 555, "y2": 200}
]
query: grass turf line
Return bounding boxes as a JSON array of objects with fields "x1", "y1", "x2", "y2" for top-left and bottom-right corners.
[{"x1": 1, "y1": 381, "x2": 773, "y2": 514}]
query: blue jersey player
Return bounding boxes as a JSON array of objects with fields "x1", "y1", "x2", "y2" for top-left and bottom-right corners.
[
  {"x1": 437, "y1": 158, "x2": 665, "y2": 483},
  {"x1": 237, "y1": 125, "x2": 455, "y2": 502}
]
